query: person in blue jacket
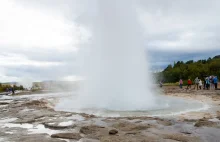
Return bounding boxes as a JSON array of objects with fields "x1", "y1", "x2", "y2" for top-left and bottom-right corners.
[
  {"x1": 205, "y1": 77, "x2": 210, "y2": 90},
  {"x1": 213, "y1": 76, "x2": 218, "y2": 90}
]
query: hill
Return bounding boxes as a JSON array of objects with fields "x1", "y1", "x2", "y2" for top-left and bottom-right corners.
[
  {"x1": 213, "y1": 55, "x2": 220, "y2": 59},
  {"x1": 156, "y1": 55, "x2": 220, "y2": 83}
]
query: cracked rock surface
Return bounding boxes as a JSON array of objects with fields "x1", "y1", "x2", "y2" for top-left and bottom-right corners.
[{"x1": 0, "y1": 87, "x2": 220, "y2": 142}]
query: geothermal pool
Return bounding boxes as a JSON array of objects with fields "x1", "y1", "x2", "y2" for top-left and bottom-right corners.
[
  {"x1": 54, "y1": 92, "x2": 209, "y2": 117},
  {"x1": 0, "y1": 92, "x2": 209, "y2": 117}
]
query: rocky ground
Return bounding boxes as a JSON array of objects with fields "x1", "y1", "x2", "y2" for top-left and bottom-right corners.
[{"x1": 0, "y1": 87, "x2": 220, "y2": 142}]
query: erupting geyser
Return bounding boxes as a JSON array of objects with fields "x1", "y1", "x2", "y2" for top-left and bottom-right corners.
[
  {"x1": 76, "y1": 0, "x2": 156, "y2": 111},
  {"x1": 55, "y1": 0, "x2": 208, "y2": 116}
]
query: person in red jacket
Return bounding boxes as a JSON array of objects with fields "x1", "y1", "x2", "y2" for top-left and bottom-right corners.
[{"x1": 187, "y1": 79, "x2": 192, "y2": 89}]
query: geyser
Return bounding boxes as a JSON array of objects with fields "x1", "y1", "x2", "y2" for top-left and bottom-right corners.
[
  {"x1": 55, "y1": 0, "x2": 209, "y2": 117},
  {"x1": 76, "y1": 0, "x2": 156, "y2": 111}
]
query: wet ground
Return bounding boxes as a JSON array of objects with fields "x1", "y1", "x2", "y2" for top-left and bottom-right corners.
[{"x1": 0, "y1": 87, "x2": 220, "y2": 142}]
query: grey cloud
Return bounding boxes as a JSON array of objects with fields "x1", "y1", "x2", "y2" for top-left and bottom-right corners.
[
  {"x1": 1, "y1": 0, "x2": 220, "y2": 82},
  {"x1": 5, "y1": 64, "x2": 78, "y2": 81},
  {"x1": 138, "y1": 0, "x2": 220, "y2": 53}
]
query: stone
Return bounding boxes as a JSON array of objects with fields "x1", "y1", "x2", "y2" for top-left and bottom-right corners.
[
  {"x1": 51, "y1": 133, "x2": 82, "y2": 140},
  {"x1": 125, "y1": 131, "x2": 139, "y2": 135},
  {"x1": 109, "y1": 129, "x2": 118, "y2": 135},
  {"x1": 0, "y1": 102, "x2": 9, "y2": 105},
  {"x1": 181, "y1": 131, "x2": 192, "y2": 135},
  {"x1": 43, "y1": 122, "x2": 75, "y2": 129},
  {"x1": 194, "y1": 119, "x2": 218, "y2": 127}
]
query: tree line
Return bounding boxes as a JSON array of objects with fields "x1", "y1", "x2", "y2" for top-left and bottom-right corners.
[
  {"x1": 0, "y1": 84, "x2": 24, "y2": 92},
  {"x1": 155, "y1": 55, "x2": 220, "y2": 84}
]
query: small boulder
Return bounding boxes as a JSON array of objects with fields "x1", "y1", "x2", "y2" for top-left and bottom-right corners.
[
  {"x1": 0, "y1": 102, "x2": 9, "y2": 105},
  {"x1": 51, "y1": 133, "x2": 82, "y2": 140},
  {"x1": 44, "y1": 122, "x2": 75, "y2": 129},
  {"x1": 194, "y1": 119, "x2": 218, "y2": 127},
  {"x1": 109, "y1": 129, "x2": 118, "y2": 135}
]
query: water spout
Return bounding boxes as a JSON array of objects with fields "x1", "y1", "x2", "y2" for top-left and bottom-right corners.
[{"x1": 76, "y1": 0, "x2": 156, "y2": 111}]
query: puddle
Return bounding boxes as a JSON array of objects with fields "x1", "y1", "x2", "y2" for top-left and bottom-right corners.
[
  {"x1": 0, "y1": 118, "x2": 17, "y2": 123},
  {"x1": 20, "y1": 108, "x2": 35, "y2": 112},
  {"x1": 59, "y1": 121, "x2": 74, "y2": 126},
  {"x1": 28, "y1": 124, "x2": 63, "y2": 135},
  {"x1": 0, "y1": 100, "x2": 13, "y2": 103},
  {"x1": 209, "y1": 118, "x2": 220, "y2": 122},
  {"x1": 0, "y1": 105, "x2": 7, "y2": 108},
  {"x1": 67, "y1": 114, "x2": 85, "y2": 121},
  {"x1": 2, "y1": 123, "x2": 33, "y2": 129},
  {"x1": 1, "y1": 122, "x2": 67, "y2": 136},
  {"x1": 5, "y1": 131, "x2": 13, "y2": 134}
]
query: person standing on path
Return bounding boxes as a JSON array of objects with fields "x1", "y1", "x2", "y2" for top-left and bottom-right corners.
[
  {"x1": 11, "y1": 87, "x2": 15, "y2": 95},
  {"x1": 199, "y1": 79, "x2": 203, "y2": 90},
  {"x1": 206, "y1": 77, "x2": 210, "y2": 90},
  {"x1": 159, "y1": 80, "x2": 163, "y2": 88},
  {"x1": 210, "y1": 76, "x2": 214, "y2": 89},
  {"x1": 187, "y1": 79, "x2": 192, "y2": 89},
  {"x1": 203, "y1": 77, "x2": 207, "y2": 89},
  {"x1": 179, "y1": 79, "x2": 183, "y2": 89},
  {"x1": 213, "y1": 76, "x2": 218, "y2": 90},
  {"x1": 194, "y1": 77, "x2": 199, "y2": 90}
]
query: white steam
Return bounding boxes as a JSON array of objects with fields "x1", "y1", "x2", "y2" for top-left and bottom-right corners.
[{"x1": 65, "y1": 0, "x2": 156, "y2": 111}]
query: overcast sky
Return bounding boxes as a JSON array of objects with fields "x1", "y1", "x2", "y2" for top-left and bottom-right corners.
[{"x1": 0, "y1": 0, "x2": 220, "y2": 83}]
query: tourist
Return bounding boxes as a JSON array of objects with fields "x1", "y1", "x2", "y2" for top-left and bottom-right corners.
[
  {"x1": 179, "y1": 79, "x2": 183, "y2": 89},
  {"x1": 199, "y1": 79, "x2": 203, "y2": 90},
  {"x1": 11, "y1": 87, "x2": 15, "y2": 95},
  {"x1": 203, "y1": 77, "x2": 206, "y2": 89},
  {"x1": 205, "y1": 77, "x2": 210, "y2": 90},
  {"x1": 194, "y1": 77, "x2": 199, "y2": 90},
  {"x1": 210, "y1": 76, "x2": 215, "y2": 89},
  {"x1": 159, "y1": 80, "x2": 163, "y2": 88},
  {"x1": 187, "y1": 79, "x2": 192, "y2": 89},
  {"x1": 213, "y1": 76, "x2": 218, "y2": 90},
  {"x1": 9, "y1": 88, "x2": 12, "y2": 93}
]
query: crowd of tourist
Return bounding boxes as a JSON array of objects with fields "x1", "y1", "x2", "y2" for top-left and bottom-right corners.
[
  {"x1": 179, "y1": 76, "x2": 218, "y2": 90},
  {"x1": 6, "y1": 87, "x2": 15, "y2": 94}
]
